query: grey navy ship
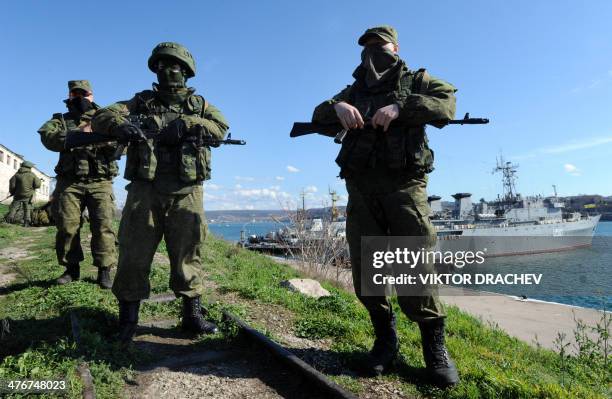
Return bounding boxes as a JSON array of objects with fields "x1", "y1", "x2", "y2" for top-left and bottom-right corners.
[
  {"x1": 430, "y1": 157, "x2": 601, "y2": 256},
  {"x1": 242, "y1": 157, "x2": 600, "y2": 257}
]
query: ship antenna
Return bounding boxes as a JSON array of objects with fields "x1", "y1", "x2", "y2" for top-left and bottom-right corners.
[{"x1": 493, "y1": 154, "x2": 519, "y2": 205}]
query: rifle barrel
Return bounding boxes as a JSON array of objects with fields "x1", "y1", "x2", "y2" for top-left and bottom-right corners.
[{"x1": 448, "y1": 118, "x2": 489, "y2": 125}]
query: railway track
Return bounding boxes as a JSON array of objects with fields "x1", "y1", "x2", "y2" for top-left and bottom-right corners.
[{"x1": 69, "y1": 294, "x2": 356, "y2": 399}]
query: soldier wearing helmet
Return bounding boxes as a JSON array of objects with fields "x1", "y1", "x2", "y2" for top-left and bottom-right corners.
[
  {"x1": 93, "y1": 42, "x2": 228, "y2": 343},
  {"x1": 38, "y1": 80, "x2": 119, "y2": 289}
]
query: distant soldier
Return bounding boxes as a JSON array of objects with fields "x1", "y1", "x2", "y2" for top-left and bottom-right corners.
[
  {"x1": 38, "y1": 80, "x2": 119, "y2": 289},
  {"x1": 5, "y1": 161, "x2": 41, "y2": 226},
  {"x1": 311, "y1": 26, "x2": 459, "y2": 387},
  {"x1": 92, "y1": 42, "x2": 227, "y2": 343}
]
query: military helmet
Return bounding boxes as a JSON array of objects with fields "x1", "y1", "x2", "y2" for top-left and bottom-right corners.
[
  {"x1": 21, "y1": 161, "x2": 34, "y2": 168},
  {"x1": 148, "y1": 42, "x2": 196, "y2": 78}
]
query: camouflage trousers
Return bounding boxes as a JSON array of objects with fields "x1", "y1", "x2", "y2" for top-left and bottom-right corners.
[
  {"x1": 346, "y1": 172, "x2": 444, "y2": 325},
  {"x1": 55, "y1": 178, "x2": 117, "y2": 269},
  {"x1": 5, "y1": 196, "x2": 33, "y2": 224},
  {"x1": 112, "y1": 181, "x2": 207, "y2": 301}
]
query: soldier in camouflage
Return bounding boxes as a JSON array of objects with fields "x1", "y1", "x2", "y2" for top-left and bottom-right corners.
[
  {"x1": 5, "y1": 161, "x2": 41, "y2": 226},
  {"x1": 38, "y1": 80, "x2": 118, "y2": 289},
  {"x1": 312, "y1": 26, "x2": 459, "y2": 387},
  {"x1": 92, "y1": 42, "x2": 227, "y2": 343}
]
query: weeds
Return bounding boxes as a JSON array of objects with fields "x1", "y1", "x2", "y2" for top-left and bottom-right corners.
[{"x1": 0, "y1": 213, "x2": 610, "y2": 398}]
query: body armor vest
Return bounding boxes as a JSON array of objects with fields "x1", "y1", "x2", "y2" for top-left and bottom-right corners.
[
  {"x1": 54, "y1": 113, "x2": 119, "y2": 181},
  {"x1": 123, "y1": 90, "x2": 211, "y2": 183},
  {"x1": 335, "y1": 68, "x2": 434, "y2": 178}
]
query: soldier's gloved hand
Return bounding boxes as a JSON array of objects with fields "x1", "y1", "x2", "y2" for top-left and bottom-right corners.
[
  {"x1": 183, "y1": 125, "x2": 221, "y2": 148},
  {"x1": 158, "y1": 118, "x2": 188, "y2": 146},
  {"x1": 113, "y1": 123, "x2": 144, "y2": 143}
]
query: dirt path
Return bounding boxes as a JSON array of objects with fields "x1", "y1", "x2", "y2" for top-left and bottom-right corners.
[
  {"x1": 124, "y1": 261, "x2": 338, "y2": 399},
  {"x1": 124, "y1": 315, "x2": 317, "y2": 399}
]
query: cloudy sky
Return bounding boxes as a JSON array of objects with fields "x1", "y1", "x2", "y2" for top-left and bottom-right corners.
[{"x1": 1, "y1": 0, "x2": 611, "y2": 210}]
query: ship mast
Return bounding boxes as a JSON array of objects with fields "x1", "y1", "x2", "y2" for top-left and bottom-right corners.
[
  {"x1": 296, "y1": 189, "x2": 307, "y2": 222},
  {"x1": 493, "y1": 155, "x2": 519, "y2": 205},
  {"x1": 328, "y1": 188, "x2": 339, "y2": 222}
]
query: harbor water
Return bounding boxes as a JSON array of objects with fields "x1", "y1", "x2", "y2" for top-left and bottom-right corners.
[{"x1": 208, "y1": 220, "x2": 611, "y2": 311}]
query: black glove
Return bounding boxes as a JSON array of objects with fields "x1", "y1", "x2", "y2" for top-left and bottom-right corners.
[
  {"x1": 183, "y1": 125, "x2": 220, "y2": 148},
  {"x1": 158, "y1": 118, "x2": 188, "y2": 146},
  {"x1": 113, "y1": 123, "x2": 144, "y2": 143}
]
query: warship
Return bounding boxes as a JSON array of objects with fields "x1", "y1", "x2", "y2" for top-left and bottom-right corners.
[
  {"x1": 430, "y1": 157, "x2": 601, "y2": 256},
  {"x1": 242, "y1": 157, "x2": 600, "y2": 257}
]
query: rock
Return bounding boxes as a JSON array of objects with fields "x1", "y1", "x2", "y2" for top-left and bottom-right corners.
[{"x1": 280, "y1": 278, "x2": 330, "y2": 299}]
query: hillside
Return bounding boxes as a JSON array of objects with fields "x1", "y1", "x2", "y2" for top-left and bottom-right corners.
[{"x1": 0, "y1": 205, "x2": 609, "y2": 398}]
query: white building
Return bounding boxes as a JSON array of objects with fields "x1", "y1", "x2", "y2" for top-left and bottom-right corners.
[{"x1": 0, "y1": 144, "x2": 52, "y2": 203}]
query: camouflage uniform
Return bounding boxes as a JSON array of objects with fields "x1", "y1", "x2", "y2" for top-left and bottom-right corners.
[
  {"x1": 92, "y1": 42, "x2": 227, "y2": 341},
  {"x1": 312, "y1": 26, "x2": 459, "y2": 385},
  {"x1": 38, "y1": 80, "x2": 118, "y2": 286},
  {"x1": 6, "y1": 161, "x2": 41, "y2": 225}
]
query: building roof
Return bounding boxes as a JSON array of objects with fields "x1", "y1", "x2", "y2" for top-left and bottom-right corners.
[{"x1": 0, "y1": 143, "x2": 52, "y2": 179}]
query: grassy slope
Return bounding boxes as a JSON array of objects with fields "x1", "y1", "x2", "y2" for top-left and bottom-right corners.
[{"x1": 0, "y1": 204, "x2": 609, "y2": 399}]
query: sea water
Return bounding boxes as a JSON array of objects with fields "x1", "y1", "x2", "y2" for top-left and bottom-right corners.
[{"x1": 208, "y1": 220, "x2": 611, "y2": 311}]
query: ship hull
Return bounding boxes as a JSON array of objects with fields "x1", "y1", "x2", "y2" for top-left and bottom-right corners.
[{"x1": 436, "y1": 215, "x2": 600, "y2": 257}]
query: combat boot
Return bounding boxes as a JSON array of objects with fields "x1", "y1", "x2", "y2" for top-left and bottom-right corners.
[
  {"x1": 418, "y1": 318, "x2": 459, "y2": 388},
  {"x1": 366, "y1": 312, "x2": 399, "y2": 376},
  {"x1": 181, "y1": 295, "x2": 218, "y2": 334},
  {"x1": 118, "y1": 301, "x2": 140, "y2": 344},
  {"x1": 97, "y1": 267, "x2": 112, "y2": 289},
  {"x1": 56, "y1": 263, "x2": 80, "y2": 285}
]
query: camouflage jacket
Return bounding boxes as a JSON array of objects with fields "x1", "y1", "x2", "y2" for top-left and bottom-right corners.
[
  {"x1": 91, "y1": 87, "x2": 228, "y2": 194},
  {"x1": 312, "y1": 62, "x2": 456, "y2": 178},
  {"x1": 9, "y1": 166, "x2": 41, "y2": 199},
  {"x1": 38, "y1": 103, "x2": 119, "y2": 182}
]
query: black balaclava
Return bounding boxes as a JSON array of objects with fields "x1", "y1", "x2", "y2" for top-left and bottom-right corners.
[
  {"x1": 64, "y1": 96, "x2": 94, "y2": 114},
  {"x1": 154, "y1": 57, "x2": 191, "y2": 104},
  {"x1": 360, "y1": 45, "x2": 401, "y2": 88},
  {"x1": 156, "y1": 58, "x2": 187, "y2": 89}
]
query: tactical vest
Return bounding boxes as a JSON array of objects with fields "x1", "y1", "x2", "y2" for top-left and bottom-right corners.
[
  {"x1": 123, "y1": 90, "x2": 211, "y2": 183},
  {"x1": 335, "y1": 68, "x2": 434, "y2": 178},
  {"x1": 54, "y1": 113, "x2": 119, "y2": 180}
]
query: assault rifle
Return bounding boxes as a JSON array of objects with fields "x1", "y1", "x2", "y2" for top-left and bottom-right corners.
[
  {"x1": 64, "y1": 116, "x2": 246, "y2": 160},
  {"x1": 290, "y1": 112, "x2": 489, "y2": 144}
]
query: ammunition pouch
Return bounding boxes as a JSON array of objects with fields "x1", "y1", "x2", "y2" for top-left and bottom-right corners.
[
  {"x1": 178, "y1": 142, "x2": 211, "y2": 182},
  {"x1": 124, "y1": 138, "x2": 157, "y2": 181},
  {"x1": 55, "y1": 147, "x2": 119, "y2": 180},
  {"x1": 401, "y1": 126, "x2": 435, "y2": 174},
  {"x1": 335, "y1": 129, "x2": 378, "y2": 177}
]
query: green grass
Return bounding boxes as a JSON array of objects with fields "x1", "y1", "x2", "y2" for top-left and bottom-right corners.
[
  {"x1": 200, "y1": 235, "x2": 610, "y2": 398},
  {"x1": 0, "y1": 207, "x2": 610, "y2": 398}
]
